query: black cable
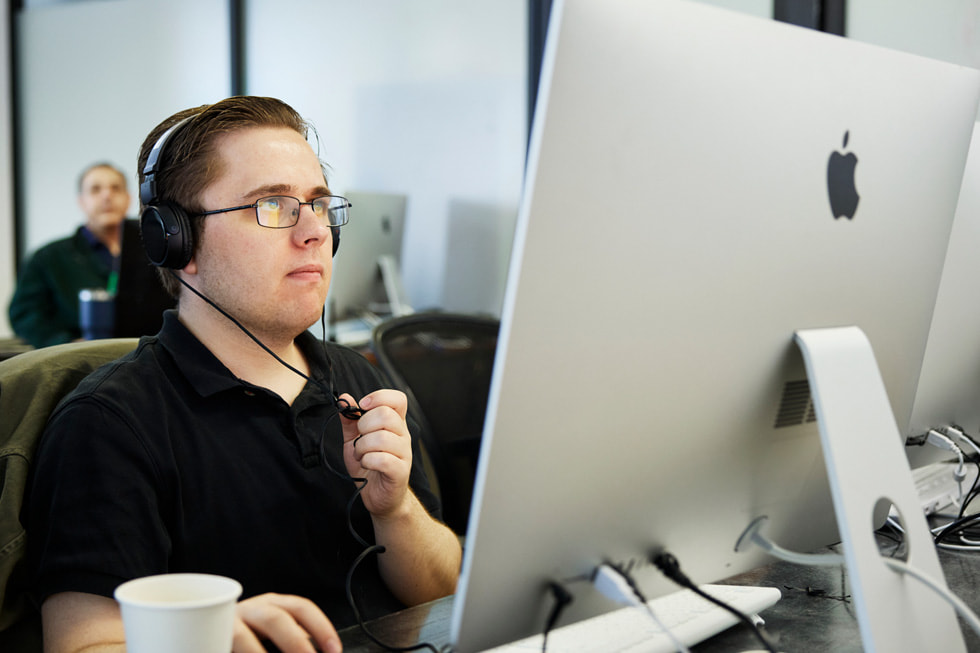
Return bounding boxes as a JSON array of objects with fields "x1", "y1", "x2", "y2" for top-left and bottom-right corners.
[
  {"x1": 174, "y1": 273, "x2": 441, "y2": 652},
  {"x1": 935, "y1": 512, "x2": 980, "y2": 548},
  {"x1": 171, "y1": 272, "x2": 364, "y2": 418},
  {"x1": 957, "y1": 461, "x2": 980, "y2": 520},
  {"x1": 652, "y1": 552, "x2": 779, "y2": 653},
  {"x1": 344, "y1": 545, "x2": 442, "y2": 653},
  {"x1": 541, "y1": 582, "x2": 573, "y2": 652}
]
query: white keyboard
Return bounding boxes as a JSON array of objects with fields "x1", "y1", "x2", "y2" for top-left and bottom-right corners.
[{"x1": 481, "y1": 584, "x2": 781, "y2": 653}]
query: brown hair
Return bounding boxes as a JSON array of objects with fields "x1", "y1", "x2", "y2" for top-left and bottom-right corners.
[{"x1": 137, "y1": 96, "x2": 316, "y2": 296}]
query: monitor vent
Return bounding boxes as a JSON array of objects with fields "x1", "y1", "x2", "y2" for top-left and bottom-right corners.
[{"x1": 774, "y1": 379, "x2": 817, "y2": 428}]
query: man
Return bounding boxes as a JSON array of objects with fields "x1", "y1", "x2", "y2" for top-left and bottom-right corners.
[
  {"x1": 25, "y1": 97, "x2": 461, "y2": 653},
  {"x1": 8, "y1": 163, "x2": 131, "y2": 348}
]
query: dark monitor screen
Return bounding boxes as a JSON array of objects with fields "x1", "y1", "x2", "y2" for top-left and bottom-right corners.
[{"x1": 113, "y1": 219, "x2": 174, "y2": 338}]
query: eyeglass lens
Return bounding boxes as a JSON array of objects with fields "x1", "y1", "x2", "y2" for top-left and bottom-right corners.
[{"x1": 255, "y1": 196, "x2": 349, "y2": 228}]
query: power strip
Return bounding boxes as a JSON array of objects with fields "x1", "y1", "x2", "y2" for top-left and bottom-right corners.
[{"x1": 913, "y1": 462, "x2": 979, "y2": 516}]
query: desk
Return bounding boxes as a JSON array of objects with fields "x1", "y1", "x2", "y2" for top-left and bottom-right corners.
[{"x1": 339, "y1": 544, "x2": 980, "y2": 652}]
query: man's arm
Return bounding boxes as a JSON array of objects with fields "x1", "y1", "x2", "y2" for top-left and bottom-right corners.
[
  {"x1": 41, "y1": 591, "x2": 342, "y2": 653},
  {"x1": 341, "y1": 390, "x2": 462, "y2": 606},
  {"x1": 371, "y1": 489, "x2": 463, "y2": 606},
  {"x1": 41, "y1": 592, "x2": 126, "y2": 653}
]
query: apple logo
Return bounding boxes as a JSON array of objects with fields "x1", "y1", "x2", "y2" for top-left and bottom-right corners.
[{"x1": 827, "y1": 131, "x2": 859, "y2": 220}]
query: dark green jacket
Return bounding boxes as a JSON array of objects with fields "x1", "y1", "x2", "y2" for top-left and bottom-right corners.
[{"x1": 7, "y1": 227, "x2": 112, "y2": 349}]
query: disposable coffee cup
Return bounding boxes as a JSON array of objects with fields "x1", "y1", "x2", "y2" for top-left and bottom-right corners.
[
  {"x1": 114, "y1": 573, "x2": 242, "y2": 653},
  {"x1": 78, "y1": 288, "x2": 115, "y2": 340}
]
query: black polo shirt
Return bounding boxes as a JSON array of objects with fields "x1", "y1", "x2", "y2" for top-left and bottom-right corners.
[{"x1": 26, "y1": 310, "x2": 441, "y2": 628}]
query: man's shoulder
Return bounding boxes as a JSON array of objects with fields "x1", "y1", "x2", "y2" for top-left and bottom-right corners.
[
  {"x1": 26, "y1": 231, "x2": 85, "y2": 262},
  {"x1": 61, "y1": 338, "x2": 169, "y2": 407}
]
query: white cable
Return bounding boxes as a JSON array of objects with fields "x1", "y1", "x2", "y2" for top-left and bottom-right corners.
[
  {"x1": 937, "y1": 542, "x2": 980, "y2": 552},
  {"x1": 943, "y1": 426, "x2": 980, "y2": 457},
  {"x1": 886, "y1": 516, "x2": 906, "y2": 534},
  {"x1": 735, "y1": 517, "x2": 844, "y2": 566},
  {"x1": 926, "y1": 430, "x2": 967, "y2": 502},
  {"x1": 592, "y1": 564, "x2": 691, "y2": 653},
  {"x1": 739, "y1": 518, "x2": 980, "y2": 640},
  {"x1": 883, "y1": 558, "x2": 980, "y2": 639}
]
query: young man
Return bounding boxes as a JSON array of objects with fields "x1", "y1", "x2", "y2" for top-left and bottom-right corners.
[
  {"x1": 26, "y1": 97, "x2": 461, "y2": 653},
  {"x1": 8, "y1": 163, "x2": 131, "y2": 348}
]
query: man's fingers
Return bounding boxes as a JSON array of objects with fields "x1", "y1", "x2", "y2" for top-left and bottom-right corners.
[{"x1": 234, "y1": 593, "x2": 341, "y2": 653}]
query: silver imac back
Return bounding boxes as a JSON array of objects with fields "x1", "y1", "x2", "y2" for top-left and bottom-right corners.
[
  {"x1": 326, "y1": 190, "x2": 408, "y2": 322},
  {"x1": 450, "y1": 1, "x2": 980, "y2": 651},
  {"x1": 906, "y1": 124, "x2": 980, "y2": 469}
]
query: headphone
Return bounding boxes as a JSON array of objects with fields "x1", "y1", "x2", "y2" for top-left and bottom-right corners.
[{"x1": 139, "y1": 115, "x2": 341, "y2": 269}]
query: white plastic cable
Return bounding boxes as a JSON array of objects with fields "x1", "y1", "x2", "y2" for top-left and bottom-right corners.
[{"x1": 738, "y1": 517, "x2": 980, "y2": 640}]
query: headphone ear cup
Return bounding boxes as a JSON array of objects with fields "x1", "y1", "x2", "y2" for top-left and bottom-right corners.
[
  {"x1": 141, "y1": 202, "x2": 194, "y2": 269},
  {"x1": 331, "y1": 226, "x2": 340, "y2": 257}
]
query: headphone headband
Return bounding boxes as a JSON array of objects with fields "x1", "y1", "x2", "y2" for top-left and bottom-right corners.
[
  {"x1": 140, "y1": 115, "x2": 194, "y2": 207},
  {"x1": 139, "y1": 111, "x2": 340, "y2": 269}
]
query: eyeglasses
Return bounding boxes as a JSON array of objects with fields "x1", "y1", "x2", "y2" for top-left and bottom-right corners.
[{"x1": 196, "y1": 195, "x2": 352, "y2": 229}]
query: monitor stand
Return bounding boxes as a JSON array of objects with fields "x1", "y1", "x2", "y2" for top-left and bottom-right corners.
[
  {"x1": 375, "y1": 254, "x2": 413, "y2": 318},
  {"x1": 792, "y1": 326, "x2": 965, "y2": 653}
]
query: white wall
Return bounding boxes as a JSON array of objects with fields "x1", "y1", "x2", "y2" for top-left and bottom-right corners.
[
  {"x1": 693, "y1": 0, "x2": 772, "y2": 18},
  {"x1": 245, "y1": 0, "x2": 527, "y2": 316},
  {"x1": 17, "y1": 0, "x2": 231, "y2": 256},
  {"x1": 848, "y1": 0, "x2": 980, "y2": 84}
]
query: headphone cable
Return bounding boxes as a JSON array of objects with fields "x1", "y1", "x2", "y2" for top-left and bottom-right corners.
[{"x1": 171, "y1": 272, "x2": 443, "y2": 652}]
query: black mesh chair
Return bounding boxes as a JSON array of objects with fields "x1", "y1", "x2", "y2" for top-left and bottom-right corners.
[{"x1": 370, "y1": 312, "x2": 499, "y2": 535}]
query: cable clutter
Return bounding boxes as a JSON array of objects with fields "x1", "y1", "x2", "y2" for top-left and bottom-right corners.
[
  {"x1": 905, "y1": 425, "x2": 980, "y2": 550},
  {"x1": 533, "y1": 551, "x2": 781, "y2": 653}
]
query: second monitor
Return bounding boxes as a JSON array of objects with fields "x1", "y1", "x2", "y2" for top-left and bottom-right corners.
[{"x1": 326, "y1": 191, "x2": 411, "y2": 342}]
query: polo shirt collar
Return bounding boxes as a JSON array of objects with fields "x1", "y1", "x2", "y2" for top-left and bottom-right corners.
[{"x1": 155, "y1": 309, "x2": 333, "y2": 401}]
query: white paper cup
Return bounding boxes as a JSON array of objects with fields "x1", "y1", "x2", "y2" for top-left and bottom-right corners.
[{"x1": 114, "y1": 573, "x2": 242, "y2": 653}]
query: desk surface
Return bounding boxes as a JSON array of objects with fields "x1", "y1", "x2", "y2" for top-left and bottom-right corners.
[{"x1": 339, "y1": 543, "x2": 980, "y2": 652}]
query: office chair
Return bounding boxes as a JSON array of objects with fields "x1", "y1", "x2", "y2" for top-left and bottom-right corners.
[
  {"x1": 0, "y1": 338, "x2": 138, "y2": 652},
  {"x1": 370, "y1": 312, "x2": 499, "y2": 536}
]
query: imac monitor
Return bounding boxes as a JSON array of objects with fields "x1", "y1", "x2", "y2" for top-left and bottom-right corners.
[
  {"x1": 906, "y1": 124, "x2": 980, "y2": 469},
  {"x1": 450, "y1": 1, "x2": 980, "y2": 651},
  {"x1": 326, "y1": 191, "x2": 409, "y2": 323}
]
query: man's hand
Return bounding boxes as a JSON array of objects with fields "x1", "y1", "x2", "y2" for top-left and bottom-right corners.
[
  {"x1": 336, "y1": 390, "x2": 461, "y2": 607},
  {"x1": 41, "y1": 591, "x2": 342, "y2": 653},
  {"x1": 338, "y1": 389, "x2": 413, "y2": 518},
  {"x1": 233, "y1": 593, "x2": 341, "y2": 653}
]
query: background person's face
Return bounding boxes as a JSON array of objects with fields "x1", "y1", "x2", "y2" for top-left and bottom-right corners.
[{"x1": 78, "y1": 166, "x2": 130, "y2": 235}]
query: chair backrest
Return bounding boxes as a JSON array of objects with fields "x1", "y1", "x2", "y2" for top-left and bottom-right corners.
[
  {"x1": 0, "y1": 338, "x2": 138, "y2": 646},
  {"x1": 370, "y1": 312, "x2": 499, "y2": 535}
]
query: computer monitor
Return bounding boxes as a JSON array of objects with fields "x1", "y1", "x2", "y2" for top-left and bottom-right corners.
[
  {"x1": 450, "y1": 2, "x2": 980, "y2": 651},
  {"x1": 906, "y1": 124, "x2": 980, "y2": 470},
  {"x1": 326, "y1": 190, "x2": 410, "y2": 324},
  {"x1": 113, "y1": 219, "x2": 175, "y2": 337}
]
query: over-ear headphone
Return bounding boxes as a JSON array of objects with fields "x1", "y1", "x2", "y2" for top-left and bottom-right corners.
[
  {"x1": 139, "y1": 115, "x2": 341, "y2": 269},
  {"x1": 140, "y1": 117, "x2": 195, "y2": 269}
]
